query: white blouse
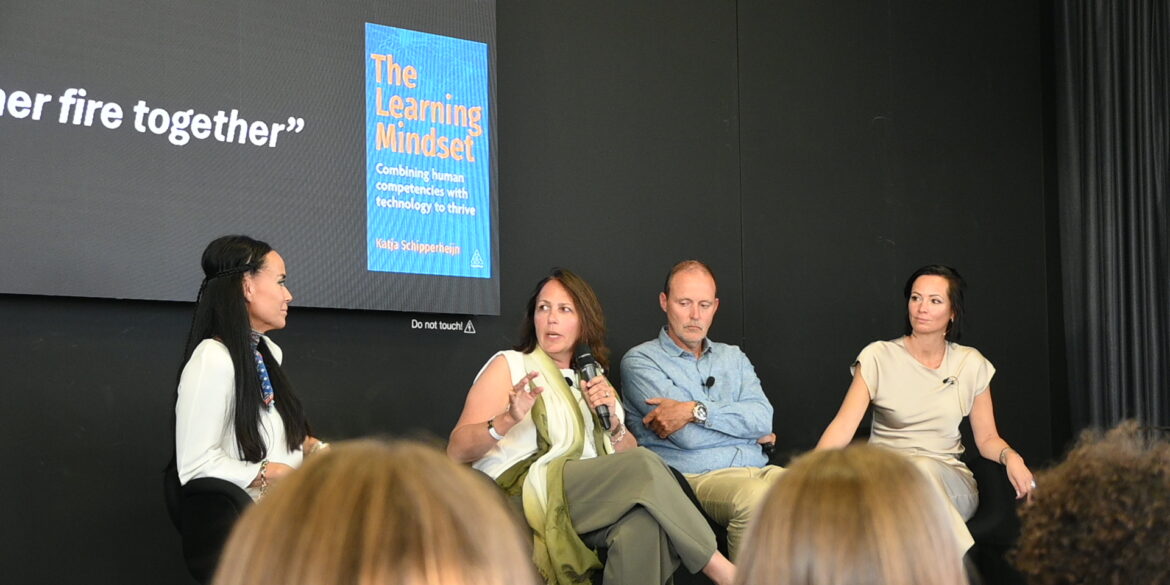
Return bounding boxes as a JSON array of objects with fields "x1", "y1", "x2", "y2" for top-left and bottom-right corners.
[{"x1": 175, "y1": 336, "x2": 302, "y2": 499}]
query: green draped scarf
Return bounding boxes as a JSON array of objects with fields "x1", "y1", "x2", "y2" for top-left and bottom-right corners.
[{"x1": 494, "y1": 348, "x2": 612, "y2": 585}]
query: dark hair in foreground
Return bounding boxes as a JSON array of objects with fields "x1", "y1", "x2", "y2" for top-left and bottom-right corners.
[
  {"x1": 514, "y1": 267, "x2": 610, "y2": 371},
  {"x1": 662, "y1": 259, "x2": 717, "y2": 297},
  {"x1": 903, "y1": 264, "x2": 966, "y2": 341},
  {"x1": 735, "y1": 444, "x2": 966, "y2": 585},
  {"x1": 213, "y1": 439, "x2": 540, "y2": 585},
  {"x1": 1013, "y1": 420, "x2": 1170, "y2": 585},
  {"x1": 178, "y1": 235, "x2": 308, "y2": 461}
]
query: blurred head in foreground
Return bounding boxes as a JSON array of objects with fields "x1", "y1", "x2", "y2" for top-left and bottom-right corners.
[
  {"x1": 1014, "y1": 420, "x2": 1170, "y2": 585},
  {"x1": 735, "y1": 444, "x2": 966, "y2": 585},
  {"x1": 213, "y1": 438, "x2": 539, "y2": 585}
]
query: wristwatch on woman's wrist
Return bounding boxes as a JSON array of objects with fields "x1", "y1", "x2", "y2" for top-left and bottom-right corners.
[{"x1": 487, "y1": 417, "x2": 506, "y2": 441}]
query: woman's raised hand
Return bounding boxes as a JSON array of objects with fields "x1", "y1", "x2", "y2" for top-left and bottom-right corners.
[{"x1": 505, "y1": 371, "x2": 543, "y2": 423}]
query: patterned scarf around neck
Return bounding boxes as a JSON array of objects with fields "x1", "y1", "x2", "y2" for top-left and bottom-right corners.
[{"x1": 249, "y1": 332, "x2": 275, "y2": 406}]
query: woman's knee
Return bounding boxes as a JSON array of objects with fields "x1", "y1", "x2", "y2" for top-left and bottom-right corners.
[
  {"x1": 608, "y1": 506, "x2": 661, "y2": 547},
  {"x1": 611, "y1": 447, "x2": 671, "y2": 483}
]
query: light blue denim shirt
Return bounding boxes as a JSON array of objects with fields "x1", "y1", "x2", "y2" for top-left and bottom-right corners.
[{"x1": 620, "y1": 327, "x2": 773, "y2": 473}]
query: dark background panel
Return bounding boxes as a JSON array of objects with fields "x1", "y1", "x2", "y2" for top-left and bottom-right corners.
[
  {"x1": 493, "y1": 0, "x2": 743, "y2": 378},
  {"x1": 736, "y1": 0, "x2": 900, "y2": 451},
  {"x1": 0, "y1": 2, "x2": 1056, "y2": 584},
  {"x1": 736, "y1": 1, "x2": 1051, "y2": 461}
]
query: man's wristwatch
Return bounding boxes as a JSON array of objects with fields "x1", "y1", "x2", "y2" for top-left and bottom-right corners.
[{"x1": 692, "y1": 401, "x2": 708, "y2": 424}]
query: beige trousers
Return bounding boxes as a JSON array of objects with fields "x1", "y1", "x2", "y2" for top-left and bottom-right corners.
[{"x1": 684, "y1": 465, "x2": 786, "y2": 560}]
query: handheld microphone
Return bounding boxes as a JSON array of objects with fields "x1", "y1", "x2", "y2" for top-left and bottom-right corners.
[{"x1": 575, "y1": 344, "x2": 611, "y2": 430}]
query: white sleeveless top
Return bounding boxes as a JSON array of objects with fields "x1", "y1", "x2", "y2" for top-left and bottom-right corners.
[{"x1": 472, "y1": 350, "x2": 624, "y2": 480}]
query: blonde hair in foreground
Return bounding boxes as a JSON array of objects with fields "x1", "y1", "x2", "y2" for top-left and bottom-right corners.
[
  {"x1": 213, "y1": 438, "x2": 539, "y2": 585},
  {"x1": 735, "y1": 444, "x2": 966, "y2": 585}
]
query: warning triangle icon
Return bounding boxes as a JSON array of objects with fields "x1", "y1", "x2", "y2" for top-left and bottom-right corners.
[{"x1": 464, "y1": 320, "x2": 476, "y2": 334}]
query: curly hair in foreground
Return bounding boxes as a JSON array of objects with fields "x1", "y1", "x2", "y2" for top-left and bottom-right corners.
[{"x1": 1013, "y1": 420, "x2": 1170, "y2": 585}]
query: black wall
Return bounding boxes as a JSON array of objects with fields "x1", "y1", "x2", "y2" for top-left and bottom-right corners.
[
  {"x1": 738, "y1": 2, "x2": 1051, "y2": 456},
  {"x1": 0, "y1": 2, "x2": 1053, "y2": 583}
]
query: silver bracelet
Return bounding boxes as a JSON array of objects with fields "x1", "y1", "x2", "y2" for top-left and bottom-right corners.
[
  {"x1": 609, "y1": 424, "x2": 627, "y2": 445},
  {"x1": 258, "y1": 460, "x2": 269, "y2": 498},
  {"x1": 998, "y1": 446, "x2": 1017, "y2": 466}
]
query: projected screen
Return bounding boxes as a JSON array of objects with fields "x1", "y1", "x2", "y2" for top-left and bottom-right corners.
[{"x1": 0, "y1": 0, "x2": 499, "y2": 315}]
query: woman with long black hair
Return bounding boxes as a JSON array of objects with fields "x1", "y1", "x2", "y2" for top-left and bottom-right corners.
[{"x1": 175, "y1": 235, "x2": 321, "y2": 499}]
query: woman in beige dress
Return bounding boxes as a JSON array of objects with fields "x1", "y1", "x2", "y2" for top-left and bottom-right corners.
[{"x1": 817, "y1": 264, "x2": 1035, "y2": 551}]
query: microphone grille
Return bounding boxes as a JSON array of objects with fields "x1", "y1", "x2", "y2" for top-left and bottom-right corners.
[{"x1": 575, "y1": 344, "x2": 597, "y2": 364}]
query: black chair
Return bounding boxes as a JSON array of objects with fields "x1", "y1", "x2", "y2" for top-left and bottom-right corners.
[
  {"x1": 964, "y1": 451, "x2": 1019, "y2": 545},
  {"x1": 962, "y1": 449, "x2": 1026, "y2": 585},
  {"x1": 164, "y1": 459, "x2": 252, "y2": 585}
]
